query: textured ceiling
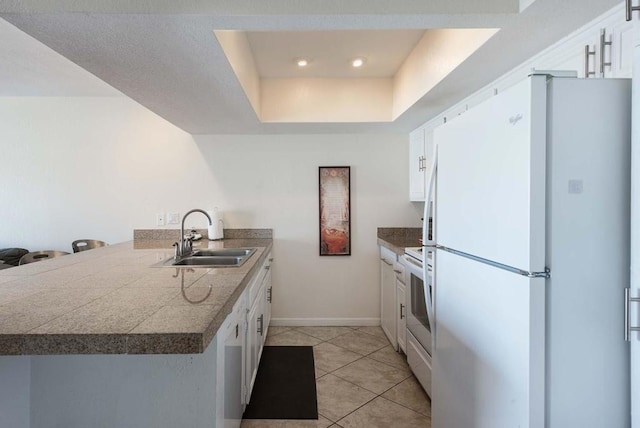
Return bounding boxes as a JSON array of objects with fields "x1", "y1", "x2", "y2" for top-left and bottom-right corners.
[
  {"x1": 0, "y1": 18, "x2": 119, "y2": 97},
  {"x1": 0, "y1": 0, "x2": 622, "y2": 134}
]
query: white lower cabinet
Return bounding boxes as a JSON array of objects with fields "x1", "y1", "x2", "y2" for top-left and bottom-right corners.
[
  {"x1": 243, "y1": 251, "x2": 273, "y2": 406},
  {"x1": 245, "y1": 295, "x2": 260, "y2": 403},
  {"x1": 216, "y1": 251, "x2": 273, "y2": 428},
  {"x1": 263, "y1": 257, "x2": 273, "y2": 338},
  {"x1": 380, "y1": 246, "x2": 397, "y2": 349},
  {"x1": 217, "y1": 297, "x2": 246, "y2": 428},
  {"x1": 396, "y1": 281, "x2": 407, "y2": 353}
]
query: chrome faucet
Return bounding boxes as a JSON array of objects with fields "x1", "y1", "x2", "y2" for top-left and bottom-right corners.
[{"x1": 175, "y1": 209, "x2": 213, "y2": 259}]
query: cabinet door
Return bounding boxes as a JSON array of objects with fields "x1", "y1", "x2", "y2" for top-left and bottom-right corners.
[
  {"x1": 396, "y1": 281, "x2": 407, "y2": 354},
  {"x1": 409, "y1": 128, "x2": 426, "y2": 201},
  {"x1": 380, "y1": 247, "x2": 398, "y2": 349},
  {"x1": 609, "y1": 19, "x2": 635, "y2": 78},
  {"x1": 257, "y1": 283, "x2": 267, "y2": 360},
  {"x1": 223, "y1": 317, "x2": 243, "y2": 428},
  {"x1": 245, "y1": 301, "x2": 259, "y2": 403},
  {"x1": 263, "y1": 265, "x2": 273, "y2": 337}
]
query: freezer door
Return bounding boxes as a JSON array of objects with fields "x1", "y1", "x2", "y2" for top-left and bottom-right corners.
[
  {"x1": 432, "y1": 250, "x2": 545, "y2": 428},
  {"x1": 433, "y1": 76, "x2": 547, "y2": 273}
]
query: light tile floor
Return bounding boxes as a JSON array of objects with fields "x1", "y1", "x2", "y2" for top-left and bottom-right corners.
[{"x1": 240, "y1": 326, "x2": 431, "y2": 428}]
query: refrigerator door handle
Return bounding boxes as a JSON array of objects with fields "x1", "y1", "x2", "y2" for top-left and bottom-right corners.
[
  {"x1": 625, "y1": 288, "x2": 640, "y2": 341},
  {"x1": 422, "y1": 146, "x2": 438, "y2": 247},
  {"x1": 422, "y1": 146, "x2": 438, "y2": 347}
]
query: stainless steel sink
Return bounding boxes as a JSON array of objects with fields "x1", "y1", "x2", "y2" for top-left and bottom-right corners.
[
  {"x1": 173, "y1": 256, "x2": 243, "y2": 266},
  {"x1": 153, "y1": 248, "x2": 257, "y2": 268},
  {"x1": 191, "y1": 248, "x2": 256, "y2": 258}
]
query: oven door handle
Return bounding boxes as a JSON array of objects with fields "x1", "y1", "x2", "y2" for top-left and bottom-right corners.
[{"x1": 402, "y1": 254, "x2": 423, "y2": 270}]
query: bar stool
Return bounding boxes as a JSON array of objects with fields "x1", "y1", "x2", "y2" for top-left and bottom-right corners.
[
  {"x1": 19, "y1": 251, "x2": 70, "y2": 265},
  {"x1": 72, "y1": 240, "x2": 107, "y2": 253}
]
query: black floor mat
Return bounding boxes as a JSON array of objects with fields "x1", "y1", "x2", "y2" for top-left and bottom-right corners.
[{"x1": 242, "y1": 346, "x2": 319, "y2": 420}]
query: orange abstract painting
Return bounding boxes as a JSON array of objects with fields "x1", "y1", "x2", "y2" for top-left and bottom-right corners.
[{"x1": 319, "y1": 167, "x2": 351, "y2": 256}]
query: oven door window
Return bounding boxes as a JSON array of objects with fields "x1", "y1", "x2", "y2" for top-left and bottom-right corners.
[{"x1": 411, "y1": 273, "x2": 431, "y2": 332}]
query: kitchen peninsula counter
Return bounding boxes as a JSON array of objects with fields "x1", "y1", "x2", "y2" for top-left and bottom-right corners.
[{"x1": 0, "y1": 235, "x2": 272, "y2": 355}]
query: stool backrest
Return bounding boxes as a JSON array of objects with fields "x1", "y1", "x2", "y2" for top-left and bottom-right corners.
[
  {"x1": 19, "y1": 251, "x2": 70, "y2": 265},
  {"x1": 72, "y1": 240, "x2": 107, "y2": 253}
]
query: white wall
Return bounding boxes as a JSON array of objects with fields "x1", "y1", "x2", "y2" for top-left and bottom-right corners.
[
  {"x1": 194, "y1": 134, "x2": 421, "y2": 323},
  {"x1": 0, "y1": 96, "x2": 209, "y2": 250},
  {"x1": 0, "y1": 96, "x2": 420, "y2": 322}
]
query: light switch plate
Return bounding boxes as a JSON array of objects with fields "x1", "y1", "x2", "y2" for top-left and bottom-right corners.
[{"x1": 168, "y1": 213, "x2": 180, "y2": 224}]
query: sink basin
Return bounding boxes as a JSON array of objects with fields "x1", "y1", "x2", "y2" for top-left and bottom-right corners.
[
  {"x1": 191, "y1": 248, "x2": 256, "y2": 258},
  {"x1": 173, "y1": 256, "x2": 243, "y2": 266},
  {"x1": 153, "y1": 247, "x2": 257, "y2": 268}
]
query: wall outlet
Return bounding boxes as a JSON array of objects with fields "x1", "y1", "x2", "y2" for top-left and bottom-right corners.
[
  {"x1": 168, "y1": 212, "x2": 180, "y2": 225},
  {"x1": 156, "y1": 213, "x2": 165, "y2": 226}
]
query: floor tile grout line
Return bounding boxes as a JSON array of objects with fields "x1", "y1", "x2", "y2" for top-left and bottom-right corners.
[
  {"x1": 379, "y1": 392, "x2": 432, "y2": 419},
  {"x1": 371, "y1": 395, "x2": 432, "y2": 420},
  {"x1": 290, "y1": 326, "x2": 359, "y2": 342},
  {"x1": 328, "y1": 365, "x2": 412, "y2": 397},
  {"x1": 361, "y1": 353, "x2": 413, "y2": 373},
  {"x1": 333, "y1": 391, "x2": 380, "y2": 426},
  {"x1": 321, "y1": 338, "x2": 387, "y2": 357}
]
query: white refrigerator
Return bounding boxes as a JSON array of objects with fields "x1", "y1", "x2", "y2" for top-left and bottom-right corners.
[{"x1": 427, "y1": 74, "x2": 631, "y2": 427}]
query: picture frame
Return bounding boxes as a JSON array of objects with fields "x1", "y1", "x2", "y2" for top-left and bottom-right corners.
[{"x1": 319, "y1": 166, "x2": 351, "y2": 256}]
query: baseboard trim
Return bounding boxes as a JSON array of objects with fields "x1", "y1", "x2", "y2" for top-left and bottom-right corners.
[{"x1": 269, "y1": 318, "x2": 380, "y2": 327}]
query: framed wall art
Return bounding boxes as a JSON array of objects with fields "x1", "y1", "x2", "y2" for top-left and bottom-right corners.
[{"x1": 319, "y1": 166, "x2": 351, "y2": 256}]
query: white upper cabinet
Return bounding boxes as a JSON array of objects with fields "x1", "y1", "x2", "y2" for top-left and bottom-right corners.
[
  {"x1": 409, "y1": 128, "x2": 426, "y2": 202},
  {"x1": 409, "y1": 127, "x2": 435, "y2": 202},
  {"x1": 407, "y1": 3, "x2": 635, "y2": 202},
  {"x1": 545, "y1": 9, "x2": 633, "y2": 80},
  {"x1": 608, "y1": 17, "x2": 635, "y2": 77}
]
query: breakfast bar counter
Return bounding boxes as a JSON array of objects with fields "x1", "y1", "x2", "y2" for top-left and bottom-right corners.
[{"x1": 0, "y1": 235, "x2": 272, "y2": 355}]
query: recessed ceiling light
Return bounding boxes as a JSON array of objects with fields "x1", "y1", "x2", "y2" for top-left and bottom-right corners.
[
  {"x1": 351, "y1": 57, "x2": 366, "y2": 68},
  {"x1": 296, "y1": 58, "x2": 310, "y2": 67}
]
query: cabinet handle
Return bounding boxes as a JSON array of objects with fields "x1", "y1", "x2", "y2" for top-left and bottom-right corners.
[
  {"x1": 626, "y1": 0, "x2": 640, "y2": 21},
  {"x1": 267, "y1": 287, "x2": 272, "y2": 303},
  {"x1": 584, "y1": 45, "x2": 596, "y2": 78},
  {"x1": 258, "y1": 314, "x2": 264, "y2": 336},
  {"x1": 599, "y1": 29, "x2": 612, "y2": 76},
  {"x1": 269, "y1": 258, "x2": 274, "y2": 262},
  {"x1": 393, "y1": 269, "x2": 402, "y2": 274},
  {"x1": 400, "y1": 303, "x2": 405, "y2": 319},
  {"x1": 235, "y1": 323, "x2": 239, "y2": 339},
  {"x1": 381, "y1": 258, "x2": 393, "y2": 266},
  {"x1": 265, "y1": 265, "x2": 270, "y2": 270}
]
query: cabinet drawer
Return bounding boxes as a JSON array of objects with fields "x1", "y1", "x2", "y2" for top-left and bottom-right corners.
[
  {"x1": 380, "y1": 246, "x2": 396, "y2": 266},
  {"x1": 407, "y1": 331, "x2": 432, "y2": 398},
  {"x1": 248, "y1": 252, "x2": 272, "y2": 306}
]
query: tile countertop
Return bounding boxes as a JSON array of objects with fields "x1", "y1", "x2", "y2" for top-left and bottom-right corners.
[
  {"x1": 377, "y1": 227, "x2": 422, "y2": 256},
  {"x1": 0, "y1": 235, "x2": 272, "y2": 356}
]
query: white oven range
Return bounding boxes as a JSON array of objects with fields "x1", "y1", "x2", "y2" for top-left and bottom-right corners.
[{"x1": 402, "y1": 247, "x2": 433, "y2": 397}]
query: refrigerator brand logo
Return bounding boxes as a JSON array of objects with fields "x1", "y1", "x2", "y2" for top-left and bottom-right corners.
[{"x1": 509, "y1": 113, "x2": 523, "y2": 125}]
